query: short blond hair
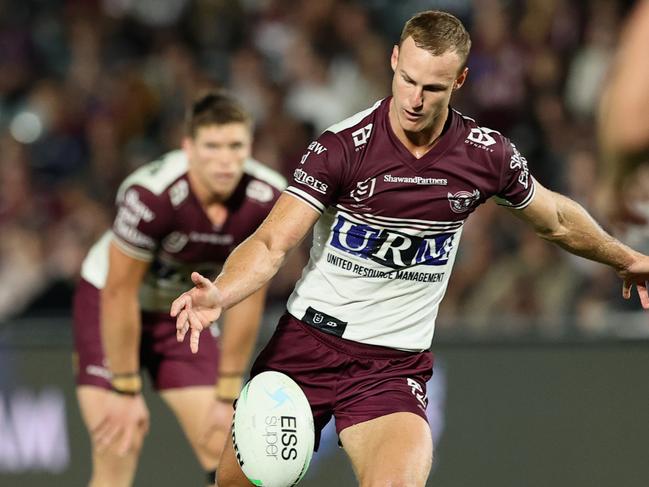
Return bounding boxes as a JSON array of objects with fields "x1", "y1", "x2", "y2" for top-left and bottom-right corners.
[{"x1": 399, "y1": 10, "x2": 471, "y2": 69}]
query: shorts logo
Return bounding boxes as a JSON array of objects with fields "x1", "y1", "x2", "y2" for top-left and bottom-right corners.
[
  {"x1": 407, "y1": 378, "x2": 428, "y2": 410},
  {"x1": 352, "y1": 123, "x2": 373, "y2": 148},
  {"x1": 350, "y1": 178, "x2": 376, "y2": 202},
  {"x1": 329, "y1": 214, "x2": 456, "y2": 269},
  {"x1": 447, "y1": 189, "x2": 480, "y2": 214},
  {"x1": 294, "y1": 168, "x2": 328, "y2": 194}
]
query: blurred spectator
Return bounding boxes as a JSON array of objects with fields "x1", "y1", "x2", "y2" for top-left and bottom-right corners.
[{"x1": 0, "y1": 0, "x2": 641, "y2": 338}]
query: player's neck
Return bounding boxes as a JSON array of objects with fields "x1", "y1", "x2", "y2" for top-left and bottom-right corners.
[
  {"x1": 187, "y1": 170, "x2": 230, "y2": 206},
  {"x1": 389, "y1": 102, "x2": 449, "y2": 159}
]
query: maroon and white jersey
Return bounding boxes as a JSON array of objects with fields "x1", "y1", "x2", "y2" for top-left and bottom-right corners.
[
  {"x1": 285, "y1": 97, "x2": 535, "y2": 351},
  {"x1": 81, "y1": 150, "x2": 285, "y2": 312}
]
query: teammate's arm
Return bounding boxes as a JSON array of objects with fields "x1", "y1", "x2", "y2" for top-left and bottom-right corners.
[
  {"x1": 102, "y1": 241, "x2": 150, "y2": 376},
  {"x1": 92, "y1": 241, "x2": 151, "y2": 455},
  {"x1": 215, "y1": 283, "x2": 269, "y2": 396},
  {"x1": 171, "y1": 193, "x2": 320, "y2": 353},
  {"x1": 506, "y1": 180, "x2": 649, "y2": 307}
]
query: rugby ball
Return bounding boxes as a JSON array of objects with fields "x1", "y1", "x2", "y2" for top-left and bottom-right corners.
[{"x1": 232, "y1": 371, "x2": 314, "y2": 487}]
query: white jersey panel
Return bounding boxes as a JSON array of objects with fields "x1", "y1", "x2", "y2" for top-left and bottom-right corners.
[
  {"x1": 287, "y1": 206, "x2": 464, "y2": 351},
  {"x1": 80, "y1": 231, "x2": 112, "y2": 289}
]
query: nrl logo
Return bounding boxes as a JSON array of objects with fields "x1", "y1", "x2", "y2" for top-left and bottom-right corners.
[{"x1": 447, "y1": 189, "x2": 480, "y2": 213}]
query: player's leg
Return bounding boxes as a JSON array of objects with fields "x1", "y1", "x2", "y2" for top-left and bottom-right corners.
[
  {"x1": 73, "y1": 280, "x2": 143, "y2": 487},
  {"x1": 159, "y1": 387, "x2": 228, "y2": 484},
  {"x1": 340, "y1": 412, "x2": 433, "y2": 487},
  {"x1": 147, "y1": 310, "x2": 228, "y2": 485},
  {"x1": 216, "y1": 427, "x2": 254, "y2": 486},
  {"x1": 77, "y1": 386, "x2": 143, "y2": 487}
]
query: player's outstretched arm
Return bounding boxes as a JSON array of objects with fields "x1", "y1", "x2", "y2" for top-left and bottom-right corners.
[
  {"x1": 171, "y1": 193, "x2": 320, "y2": 353},
  {"x1": 507, "y1": 181, "x2": 649, "y2": 308}
]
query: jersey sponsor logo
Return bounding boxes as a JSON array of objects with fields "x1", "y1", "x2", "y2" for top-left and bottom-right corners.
[
  {"x1": 293, "y1": 168, "x2": 328, "y2": 194},
  {"x1": 329, "y1": 214, "x2": 456, "y2": 269},
  {"x1": 123, "y1": 189, "x2": 155, "y2": 222},
  {"x1": 246, "y1": 180, "x2": 274, "y2": 203},
  {"x1": 465, "y1": 127, "x2": 498, "y2": 150},
  {"x1": 169, "y1": 180, "x2": 189, "y2": 207},
  {"x1": 299, "y1": 141, "x2": 327, "y2": 165},
  {"x1": 162, "y1": 232, "x2": 189, "y2": 252},
  {"x1": 351, "y1": 123, "x2": 373, "y2": 148},
  {"x1": 509, "y1": 144, "x2": 530, "y2": 189},
  {"x1": 350, "y1": 177, "x2": 376, "y2": 202},
  {"x1": 383, "y1": 174, "x2": 447, "y2": 186},
  {"x1": 447, "y1": 189, "x2": 480, "y2": 214},
  {"x1": 189, "y1": 232, "x2": 234, "y2": 245},
  {"x1": 307, "y1": 140, "x2": 327, "y2": 155}
]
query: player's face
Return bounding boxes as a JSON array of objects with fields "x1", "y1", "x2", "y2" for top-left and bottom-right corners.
[
  {"x1": 184, "y1": 123, "x2": 252, "y2": 199},
  {"x1": 391, "y1": 36, "x2": 467, "y2": 134}
]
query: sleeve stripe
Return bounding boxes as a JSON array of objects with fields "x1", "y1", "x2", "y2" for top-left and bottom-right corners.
[
  {"x1": 496, "y1": 178, "x2": 537, "y2": 210},
  {"x1": 112, "y1": 235, "x2": 155, "y2": 262},
  {"x1": 285, "y1": 186, "x2": 325, "y2": 213}
]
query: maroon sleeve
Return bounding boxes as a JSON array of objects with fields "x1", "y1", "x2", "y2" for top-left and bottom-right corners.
[
  {"x1": 284, "y1": 131, "x2": 348, "y2": 213},
  {"x1": 495, "y1": 139, "x2": 536, "y2": 209},
  {"x1": 111, "y1": 185, "x2": 171, "y2": 260}
]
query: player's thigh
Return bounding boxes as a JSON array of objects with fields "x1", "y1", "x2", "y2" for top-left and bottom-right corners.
[
  {"x1": 160, "y1": 386, "x2": 228, "y2": 469},
  {"x1": 339, "y1": 412, "x2": 433, "y2": 487},
  {"x1": 217, "y1": 427, "x2": 254, "y2": 487},
  {"x1": 77, "y1": 386, "x2": 141, "y2": 484}
]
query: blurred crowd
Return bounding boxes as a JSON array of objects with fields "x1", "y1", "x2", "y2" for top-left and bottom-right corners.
[{"x1": 0, "y1": 0, "x2": 645, "y2": 338}]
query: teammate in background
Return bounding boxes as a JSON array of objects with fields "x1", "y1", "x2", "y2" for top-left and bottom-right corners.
[
  {"x1": 172, "y1": 11, "x2": 649, "y2": 486},
  {"x1": 599, "y1": 0, "x2": 649, "y2": 223},
  {"x1": 73, "y1": 92, "x2": 285, "y2": 487}
]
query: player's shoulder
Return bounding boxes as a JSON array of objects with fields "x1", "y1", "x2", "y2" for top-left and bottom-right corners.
[
  {"x1": 320, "y1": 98, "x2": 386, "y2": 151},
  {"x1": 452, "y1": 109, "x2": 513, "y2": 162},
  {"x1": 116, "y1": 150, "x2": 188, "y2": 202},
  {"x1": 242, "y1": 158, "x2": 286, "y2": 205}
]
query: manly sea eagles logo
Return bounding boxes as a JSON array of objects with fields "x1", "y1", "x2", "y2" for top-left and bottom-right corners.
[{"x1": 447, "y1": 189, "x2": 480, "y2": 213}]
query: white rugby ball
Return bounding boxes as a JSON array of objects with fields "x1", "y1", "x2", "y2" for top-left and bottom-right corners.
[{"x1": 232, "y1": 371, "x2": 314, "y2": 487}]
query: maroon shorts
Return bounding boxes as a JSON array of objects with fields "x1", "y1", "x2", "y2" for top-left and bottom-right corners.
[
  {"x1": 72, "y1": 279, "x2": 219, "y2": 391},
  {"x1": 250, "y1": 313, "x2": 434, "y2": 449}
]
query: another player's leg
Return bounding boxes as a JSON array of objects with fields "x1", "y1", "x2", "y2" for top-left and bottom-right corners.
[
  {"x1": 77, "y1": 386, "x2": 143, "y2": 487},
  {"x1": 340, "y1": 412, "x2": 433, "y2": 487},
  {"x1": 160, "y1": 387, "x2": 228, "y2": 486},
  {"x1": 216, "y1": 427, "x2": 254, "y2": 486}
]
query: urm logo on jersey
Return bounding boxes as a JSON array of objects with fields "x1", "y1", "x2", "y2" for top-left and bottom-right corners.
[{"x1": 329, "y1": 214, "x2": 456, "y2": 269}]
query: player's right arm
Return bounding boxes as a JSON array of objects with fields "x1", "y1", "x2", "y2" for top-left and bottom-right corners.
[{"x1": 172, "y1": 193, "x2": 320, "y2": 353}]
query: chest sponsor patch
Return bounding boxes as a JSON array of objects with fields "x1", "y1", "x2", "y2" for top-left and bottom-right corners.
[{"x1": 329, "y1": 214, "x2": 456, "y2": 269}]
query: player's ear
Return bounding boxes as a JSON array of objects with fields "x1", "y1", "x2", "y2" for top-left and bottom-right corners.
[
  {"x1": 181, "y1": 136, "x2": 193, "y2": 153},
  {"x1": 391, "y1": 45, "x2": 399, "y2": 72},
  {"x1": 453, "y1": 67, "x2": 468, "y2": 91}
]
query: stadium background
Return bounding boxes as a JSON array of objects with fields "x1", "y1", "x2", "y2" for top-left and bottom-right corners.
[{"x1": 1, "y1": 0, "x2": 648, "y2": 485}]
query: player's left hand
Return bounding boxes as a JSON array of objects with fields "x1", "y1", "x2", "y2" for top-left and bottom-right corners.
[
  {"x1": 171, "y1": 271, "x2": 224, "y2": 354},
  {"x1": 200, "y1": 398, "x2": 234, "y2": 449},
  {"x1": 618, "y1": 255, "x2": 649, "y2": 308}
]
